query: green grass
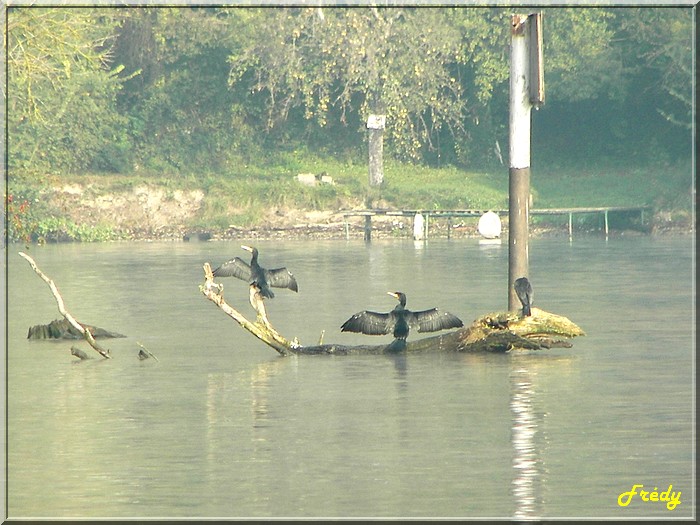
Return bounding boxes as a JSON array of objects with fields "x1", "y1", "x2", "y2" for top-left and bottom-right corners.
[
  {"x1": 382, "y1": 162, "x2": 508, "y2": 210},
  {"x1": 531, "y1": 164, "x2": 692, "y2": 210}
]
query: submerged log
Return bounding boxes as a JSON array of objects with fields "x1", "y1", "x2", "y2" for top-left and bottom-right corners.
[
  {"x1": 201, "y1": 263, "x2": 585, "y2": 356},
  {"x1": 28, "y1": 318, "x2": 126, "y2": 340},
  {"x1": 19, "y1": 252, "x2": 112, "y2": 359}
]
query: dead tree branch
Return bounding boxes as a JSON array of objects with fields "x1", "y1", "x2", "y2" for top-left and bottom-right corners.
[
  {"x1": 200, "y1": 262, "x2": 296, "y2": 356},
  {"x1": 19, "y1": 251, "x2": 112, "y2": 359}
]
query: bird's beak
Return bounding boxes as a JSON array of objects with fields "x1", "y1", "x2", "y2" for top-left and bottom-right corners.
[
  {"x1": 241, "y1": 245, "x2": 253, "y2": 252},
  {"x1": 387, "y1": 292, "x2": 399, "y2": 299}
]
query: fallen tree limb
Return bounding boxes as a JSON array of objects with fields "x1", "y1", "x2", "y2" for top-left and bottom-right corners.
[
  {"x1": 136, "y1": 341, "x2": 159, "y2": 361},
  {"x1": 28, "y1": 318, "x2": 126, "y2": 340},
  {"x1": 19, "y1": 252, "x2": 112, "y2": 359},
  {"x1": 200, "y1": 263, "x2": 297, "y2": 356},
  {"x1": 201, "y1": 263, "x2": 585, "y2": 356}
]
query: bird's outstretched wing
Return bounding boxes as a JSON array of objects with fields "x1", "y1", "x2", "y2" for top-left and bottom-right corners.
[
  {"x1": 212, "y1": 257, "x2": 252, "y2": 281},
  {"x1": 264, "y1": 267, "x2": 299, "y2": 292},
  {"x1": 409, "y1": 308, "x2": 464, "y2": 333},
  {"x1": 341, "y1": 311, "x2": 395, "y2": 335}
]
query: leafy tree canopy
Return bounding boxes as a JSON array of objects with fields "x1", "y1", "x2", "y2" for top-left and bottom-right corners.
[
  {"x1": 7, "y1": 8, "x2": 129, "y2": 172},
  {"x1": 5, "y1": 6, "x2": 693, "y2": 175}
]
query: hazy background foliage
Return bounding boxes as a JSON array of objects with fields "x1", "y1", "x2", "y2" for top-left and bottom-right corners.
[{"x1": 6, "y1": 6, "x2": 692, "y2": 176}]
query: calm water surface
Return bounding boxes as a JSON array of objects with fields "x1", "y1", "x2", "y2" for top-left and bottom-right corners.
[{"x1": 5, "y1": 236, "x2": 695, "y2": 519}]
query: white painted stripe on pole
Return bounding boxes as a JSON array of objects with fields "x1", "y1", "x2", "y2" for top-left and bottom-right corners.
[{"x1": 509, "y1": 16, "x2": 532, "y2": 170}]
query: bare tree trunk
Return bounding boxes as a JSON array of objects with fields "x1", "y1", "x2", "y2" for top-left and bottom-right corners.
[
  {"x1": 367, "y1": 95, "x2": 386, "y2": 188},
  {"x1": 368, "y1": 126, "x2": 384, "y2": 187}
]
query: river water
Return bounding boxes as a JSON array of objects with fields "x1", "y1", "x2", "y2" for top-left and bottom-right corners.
[{"x1": 4, "y1": 235, "x2": 695, "y2": 519}]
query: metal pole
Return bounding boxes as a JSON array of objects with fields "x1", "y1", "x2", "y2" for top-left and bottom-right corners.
[{"x1": 508, "y1": 14, "x2": 533, "y2": 312}]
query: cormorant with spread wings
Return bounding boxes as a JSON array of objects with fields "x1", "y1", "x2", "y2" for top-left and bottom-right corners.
[
  {"x1": 341, "y1": 291, "x2": 463, "y2": 350},
  {"x1": 212, "y1": 245, "x2": 298, "y2": 299}
]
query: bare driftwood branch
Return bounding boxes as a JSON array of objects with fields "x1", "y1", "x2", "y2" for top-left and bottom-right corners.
[
  {"x1": 136, "y1": 341, "x2": 159, "y2": 361},
  {"x1": 200, "y1": 263, "x2": 297, "y2": 356},
  {"x1": 201, "y1": 263, "x2": 585, "y2": 356},
  {"x1": 19, "y1": 252, "x2": 112, "y2": 359}
]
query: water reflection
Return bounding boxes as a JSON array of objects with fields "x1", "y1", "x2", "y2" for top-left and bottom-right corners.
[
  {"x1": 202, "y1": 357, "x2": 292, "y2": 514},
  {"x1": 250, "y1": 359, "x2": 278, "y2": 425},
  {"x1": 387, "y1": 352, "x2": 409, "y2": 390},
  {"x1": 413, "y1": 240, "x2": 426, "y2": 251},
  {"x1": 204, "y1": 358, "x2": 288, "y2": 435},
  {"x1": 510, "y1": 365, "x2": 545, "y2": 519}
]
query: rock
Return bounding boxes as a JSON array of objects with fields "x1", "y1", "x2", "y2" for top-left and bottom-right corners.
[
  {"x1": 27, "y1": 318, "x2": 126, "y2": 340},
  {"x1": 296, "y1": 172, "x2": 334, "y2": 186},
  {"x1": 70, "y1": 346, "x2": 92, "y2": 360},
  {"x1": 296, "y1": 173, "x2": 318, "y2": 186}
]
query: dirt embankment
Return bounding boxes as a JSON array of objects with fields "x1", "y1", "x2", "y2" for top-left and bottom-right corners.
[
  {"x1": 49, "y1": 182, "x2": 393, "y2": 240},
  {"x1": 46, "y1": 183, "x2": 694, "y2": 241},
  {"x1": 52, "y1": 183, "x2": 207, "y2": 239},
  {"x1": 58, "y1": 183, "x2": 203, "y2": 229}
]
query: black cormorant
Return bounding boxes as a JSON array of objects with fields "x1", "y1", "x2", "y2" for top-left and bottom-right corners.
[
  {"x1": 514, "y1": 277, "x2": 533, "y2": 316},
  {"x1": 212, "y1": 245, "x2": 298, "y2": 299},
  {"x1": 340, "y1": 291, "x2": 463, "y2": 350}
]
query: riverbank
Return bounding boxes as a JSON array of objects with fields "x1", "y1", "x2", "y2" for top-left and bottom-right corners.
[
  {"x1": 24, "y1": 206, "x2": 696, "y2": 244},
  {"x1": 6, "y1": 163, "x2": 694, "y2": 243},
  {"x1": 43, "y1": 181, "x2": 700, "y2": 241}
]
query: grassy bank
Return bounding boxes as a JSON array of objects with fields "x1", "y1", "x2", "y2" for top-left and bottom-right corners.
[{"x1": 6, "y1": 154, "x2": 694, "y2": 243}]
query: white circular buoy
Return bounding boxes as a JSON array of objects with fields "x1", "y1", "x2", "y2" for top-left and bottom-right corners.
[{"x1": 478, "y1": 211, "x2": 501, "y2": 239}]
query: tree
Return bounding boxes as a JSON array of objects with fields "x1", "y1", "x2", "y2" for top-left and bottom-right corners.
[
  {"x1": 112, "y1": 7, "x2": 255, "y2": 172},
  {"x1": 7, "y1": 6, "x2": 691, "y2": 178},
  {"x1": 228, "y1": 7, "x2": 469, "y2": 186},
  {"x1": 531, "y1": 7, "x2": 692, "y2": 164},
  {"x1": 539, "y1": 8, "x2": 625, "y2": 102},
  {"x1": 7, "y1": 8, "x2": 129, "y2": 172},
  {"x1": 614, "y1": 7, "x2": 692, "y2": 130}
]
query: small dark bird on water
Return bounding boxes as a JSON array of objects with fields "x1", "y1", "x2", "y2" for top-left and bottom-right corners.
[
  {"x1": 514, "y1": 277, "x2": 533, "y2": 316},
  {"x1": 212, "y1": 245, "x2": 298, "y2": 299},
  {"x1": 340, "y1": 291, "x2": 463, "y2": 351}
]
